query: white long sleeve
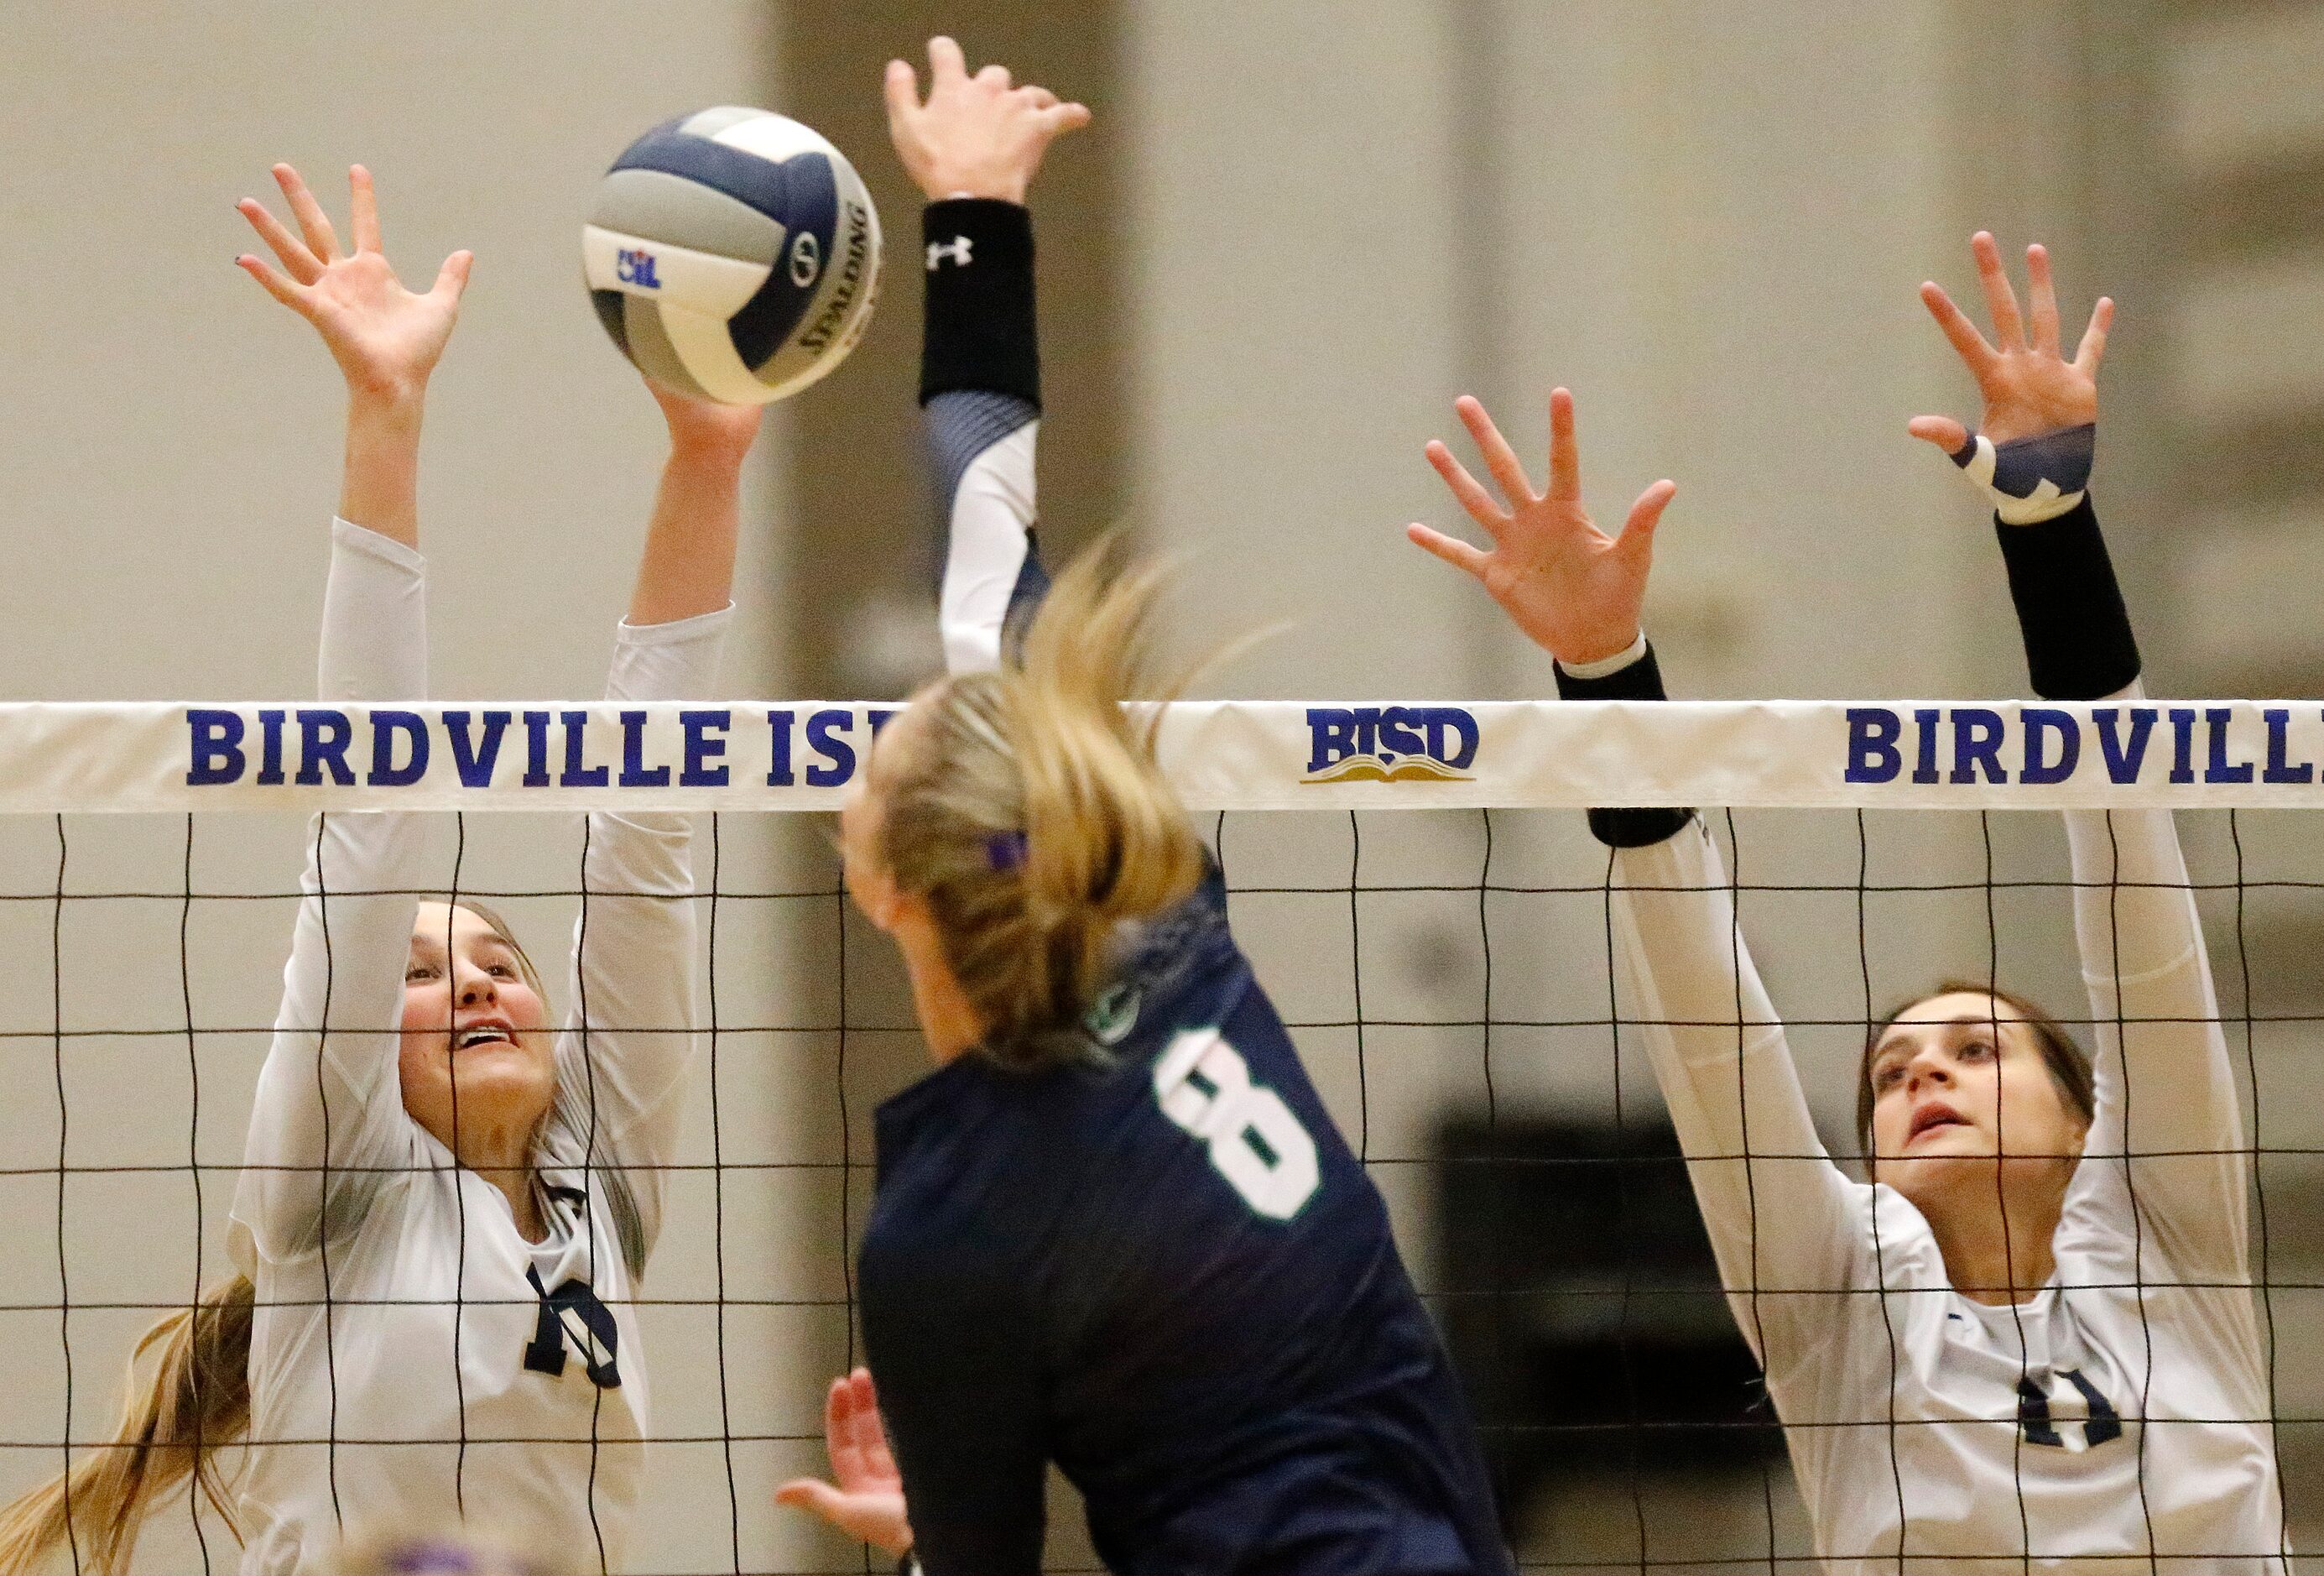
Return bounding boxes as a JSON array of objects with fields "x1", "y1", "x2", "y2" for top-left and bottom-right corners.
[
  {"x1": 2056, "y1": 787, "x2": 2248, "y2": 1284},
  {"x1": 538, "y1": 603, "x2": 731, "y2": 1277},
  {"x1": 1609, "y1": 817, "x2": 1869, "y2": 1375},
  {"x1": 230, "y1": 519, "x2": 437, "y2": 1271},
  {"x1": 929, "y1": 390, "x2": 1041, "y2": 676},
  {"x1": 229, "y1": 553, "x2": 727, "y2": 1572}
]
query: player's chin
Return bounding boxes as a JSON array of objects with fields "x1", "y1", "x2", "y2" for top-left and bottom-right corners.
[
  {"x1": 446, "y1": 1045, "x2": 552, "y2": 1099},
  {"x1": 1881, "y1": 1143, "x2": 1999, "y2": 1194}
]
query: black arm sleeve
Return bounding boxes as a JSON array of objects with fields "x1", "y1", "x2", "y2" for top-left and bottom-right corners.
[
  {"x1": 863, "y1": 1261, "x2": 1049, "y2": 1576},
  {"x1": 924, "y1": 199, "x2": 1050, "y2": 671},
  {"x1": 1555, "y1": 645, "x2": 1694, "y2": 848},
  {"x1": 1991, "y1": 497, "x2": 2142, "y2": 701},
  {"x1": 921, "y1": 198, "x2": 1040, "y2": 408}
]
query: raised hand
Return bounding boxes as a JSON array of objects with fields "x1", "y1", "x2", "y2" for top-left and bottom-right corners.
[
  {"x1": 1910, "y1": 232, "x2": 2110, "y2": 453},
  {"x1": 645, "y1": 378, "x2": 763, "y2": 465},
  {"x1": 884, "y1": 35, "x2": 1091, "y2": 205},
  {"x1": 1409, "y1": 390, "x2": 1676, "y2": 667},
  {"x1": 774, "y1": 1368, "x2": 914, "y2": 1558},
  {"x1": 236, "y1": 164, "x2": 472, "y2": 401}
]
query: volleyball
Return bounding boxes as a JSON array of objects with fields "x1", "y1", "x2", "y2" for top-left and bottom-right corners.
[{"x1": 583, "y1": 107, "x2": 881, "y2": 404}]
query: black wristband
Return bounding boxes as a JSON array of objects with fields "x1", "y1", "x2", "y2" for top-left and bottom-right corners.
[
  {"x1": 1992, "y1": 497, "x2": 2141, "y2": 701},
  {"x1": 1554, "y1": 644, "x2": 1694, "y2": 848},
  {"x1": 921, "y1": 199, "x2": 1039, "y2": 408}
]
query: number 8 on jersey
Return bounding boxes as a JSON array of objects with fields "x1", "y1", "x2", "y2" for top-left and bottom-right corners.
[{"x1": 1153, "y1": 1028, "x2": 1321, "y2": 1220}]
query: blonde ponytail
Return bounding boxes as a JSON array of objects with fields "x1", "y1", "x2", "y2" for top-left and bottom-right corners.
[
  {"x1": 880, "y1": 537, "x2": 1207, "y2": 1068},
  {"x1": 0, "y1": 1275, "x2": 253, "y2": 1574}
]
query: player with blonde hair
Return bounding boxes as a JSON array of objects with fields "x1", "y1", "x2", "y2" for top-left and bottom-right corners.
[
  {"x1": 775, "y1": 40, "x2": 1514, "y2": 1576},
  {"x1": 1411, "y1": 235, "x2": 2287, "y2": 1569},
  {"x1": 0, "y1": 162, "x2": 754, "y2": 1573}
]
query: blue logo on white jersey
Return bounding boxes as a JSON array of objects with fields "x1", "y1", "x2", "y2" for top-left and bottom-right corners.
[
  {"x1": 616, "y1": 248, "x2": 662, "y2": 289},
  {"x1": 1303, "y1": 706, "x2": 1479, "y2": 784}
]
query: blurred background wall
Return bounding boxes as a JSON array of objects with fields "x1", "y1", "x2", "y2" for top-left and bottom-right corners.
[{"x1": 1, "y1": 1, "x2": 2321, "y2": 1571}]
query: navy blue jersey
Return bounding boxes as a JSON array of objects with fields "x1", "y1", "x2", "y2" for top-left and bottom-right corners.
[
  {"x1": 859, "y1": 870, "x2": 1513, "y2": 1576},
  {"x1": 873, "y1": 196, "x2": 1510, "y2": 1575}
]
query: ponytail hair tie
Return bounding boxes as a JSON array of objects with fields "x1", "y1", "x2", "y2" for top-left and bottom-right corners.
[{"x1": 984, "y1": 830, "x2": 1029, "y2": 872}]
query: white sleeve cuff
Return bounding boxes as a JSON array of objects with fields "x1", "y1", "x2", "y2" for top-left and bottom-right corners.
[
  {"x1": 606, "y1": 603, "x2": 734, "y2": 703},
  {"x1": 331, "y1": 515, "x2": 427, "y2": 575},
  {"x1": 320, "y1": 517, "x2": 428, "y2": 702},
  {"x1": 1554, "y1": 629, "x2": 1650, "y2": 681}
]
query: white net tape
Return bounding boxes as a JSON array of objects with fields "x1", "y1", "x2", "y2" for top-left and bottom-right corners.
[{"x1": 6, "y1": 698, "x2": 2324, "y2": 811}]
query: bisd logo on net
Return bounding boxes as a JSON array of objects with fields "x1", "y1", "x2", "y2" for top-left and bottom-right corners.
[{"x1": 1302, "y1": 707, "x2": 1479, "y2": 785}]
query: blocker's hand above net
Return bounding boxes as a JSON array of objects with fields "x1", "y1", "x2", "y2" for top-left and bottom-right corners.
[
  {"x1": 885, "y1": 35, "x2": 1092, "y2": 205},
  {"x1": 774, "y1": 1367, "x2": 915, "y2": 1559},
  {"x1": 1910, "y1": 232, "x2": 2112, "y2": 525},
  {"x1": 234, "y1": 164, "x2": 472, "y2": 404},
  {"x1": 1408, "y1": 389, "x2": 1676, "y2": 669}
]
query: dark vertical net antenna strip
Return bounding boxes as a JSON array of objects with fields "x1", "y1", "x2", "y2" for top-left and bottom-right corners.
[
  {"x1": 836, "y1": 849, "x2": 855, "y2": 1378},
  {"x1": 1346, "y1": 812, "x2": 1369, "y2": 1161},
  {"x1": 1854, "y1": 811, "x2": 1909, "y2": 1572},
  {"x1": 2228, "y1": 811, "x2": 2293, "y2": 1555},
  {"x1": 181, "y1": 816, "x2": 216, "y2": 1574},
  {"x1": 1717, "y1": 811, "x2": 1779, "y2": 1574},
  {"x1": 2099, "y1": 811, "x2": 2163, "y2": 1568},
  {"x1": 1982, "y1": 811, "x2": 2035, "y2": 1574},
  {"x1": 1476, "y1": 810, "x2": 1516, "y2": 1519},
  {"x1": 50, "y1": 817, "x2": 79, "y2": 1575},
  {"x1": 311, "y1": 814, "x2": 347, "y2": 1533},
  {"x1": 575, "y1": 815, "x2": 612, "y2": 1576},
  {"x1": 446, "y1": 814, "x2": 472, "y2": 1519},
  {"x1": 708, "y1": 817, "x2": 742, "y2": 1575},
  {"x1": 1596, "y1": 844, "x2": 1648, "y2": 1568},
  {"x1": 836, "y1": 847, "x2": 867, "y2": 1576}
]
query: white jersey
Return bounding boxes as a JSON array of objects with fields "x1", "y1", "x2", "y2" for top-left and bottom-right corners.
[
  {"x1": 1611, "y1": 745, "x2": 2288, "y2": 1570},
  {"x1": 227, "y1": 519, "x2": 726, "y2": 1574}
]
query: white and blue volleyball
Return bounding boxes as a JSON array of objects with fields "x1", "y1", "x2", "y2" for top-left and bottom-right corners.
[{"x1": 584, "y1": 107, "x2": 881, "y2": 404}]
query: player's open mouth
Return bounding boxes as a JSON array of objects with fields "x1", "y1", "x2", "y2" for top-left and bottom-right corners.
[
  {"x1": 454, "y1": 1024, "x2": 516, "y2": 1051},
  {"x1": 1908, "y1": 1103, "x2": 1967, "y2": 1140}
]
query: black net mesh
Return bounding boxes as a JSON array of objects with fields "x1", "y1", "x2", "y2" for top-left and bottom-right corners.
[{"x1": 0, "y1": 801, "x2": 2312, "y2": 1572}]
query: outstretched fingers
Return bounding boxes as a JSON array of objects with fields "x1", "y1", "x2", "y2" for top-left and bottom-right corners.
[
  {"x1": 2074, "y1": 295, "x2": 2114, "y2": 375},
  {"x1": 237, "y1": 196, "x2": 321, "y2": 284},
  {"x1": 1970, "y1": 230, "x2": 2024, "y2": 350},
  {"x1": 1406, "y1": 522, "x2": 1493, "y2": 581},
  {"x1": 927, "y1": 34, "x2": 969, "y2": 84},
  {"x1": 1920, "y1": 280, "x2": 1996, "y2": 375},
  {"x1": 1905, "y1": 414, "x2": 1972, "y2": 451},
  {"x1": 773, "y1": 1478, "x2": 846, "y2": 1516},
  {"x1": 1546, "y1": 386, "x2": 1581, "y2": 501},
  {"x1": 2024, "y1": 243, "x2": 2061, "y2": 355},
  {"x1": 1454, "y1": 395, "x2": 1536, "y2": 509},
  {"x1": 234, "y1": 252, "x2": 310, "y2": 316},
  {"x1": 430, "y1": 248, "x2": 474, "y2": 304},
  {"x1": 1425, "y1": 438, "x2": 1508, "y2": 538},
  {"x1": 349, "y1": 164, "x2": 382, "y2": 255},
  {"x1": 883, "y1": 57, "x2": 922, "y2": 121},
  {"x1": 1616, "y1": 479, "x2": 1676, "y2": 561},
  {"x1": 842, "y1": 1370, "x2": 896, "y2": 1479},
  {"x1": 272, "y1": 163, "x2": 342, "y2": 265}
]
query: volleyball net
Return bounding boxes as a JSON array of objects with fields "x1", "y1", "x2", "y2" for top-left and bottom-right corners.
[{"x1": 0, "y1": 696, "x2": 2317, "y2": 1572}]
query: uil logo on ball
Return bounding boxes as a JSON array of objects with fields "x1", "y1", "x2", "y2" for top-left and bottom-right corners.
[{"x1": 614, "y1": 248, "x2": 662, "y2": 290}]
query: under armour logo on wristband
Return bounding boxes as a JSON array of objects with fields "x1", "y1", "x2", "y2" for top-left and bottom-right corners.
[
  {"x1": 926, "y1": 235, "x2": 974, "y2": 270},
  {"x1": 1949, "y1": 422, "x2": 2094, "y2": 525}
]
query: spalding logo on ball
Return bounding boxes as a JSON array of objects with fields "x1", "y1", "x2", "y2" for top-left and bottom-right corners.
[{"x1": 584, "y1": 107, "x2": 882, "y2": 404}]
